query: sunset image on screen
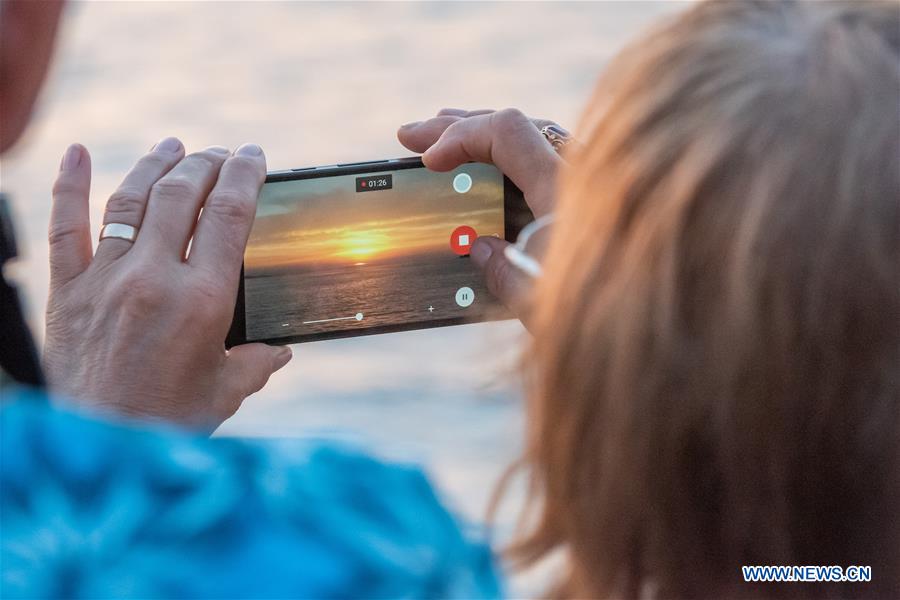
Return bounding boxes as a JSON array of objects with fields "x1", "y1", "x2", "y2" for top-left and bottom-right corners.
[{"x1": 244, "y1": 163, "x2": 505, "y2": 340}]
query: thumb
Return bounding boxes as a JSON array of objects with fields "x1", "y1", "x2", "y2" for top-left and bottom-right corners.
[
  {"x1": 220, "y1": 343, "x2": 293, "y2": 413},
  {"x1": 470, "y1": 236, "x2": 532, "y2": 324}
]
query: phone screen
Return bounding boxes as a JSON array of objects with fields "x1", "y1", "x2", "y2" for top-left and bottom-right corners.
[{"x1": 240, "y1": 162, "x2": 509, "y2": 343}]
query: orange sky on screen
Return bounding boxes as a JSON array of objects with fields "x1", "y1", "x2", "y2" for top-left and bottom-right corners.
[
  {"x1": 246, "y1": 213, "x2": 497, "y2": 267},
  {"x1": 245, "y1": 165, "x2": 504, "y2": 270}
]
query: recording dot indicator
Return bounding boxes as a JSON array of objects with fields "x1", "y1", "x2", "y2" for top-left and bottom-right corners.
[{"x1": 453, "y1": 173, "x2": 473, "y2": 194}]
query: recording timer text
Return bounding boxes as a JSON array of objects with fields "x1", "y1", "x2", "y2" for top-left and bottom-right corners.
[{"x1": 356, "y1": 174, "x2": 393, "y2": 192}]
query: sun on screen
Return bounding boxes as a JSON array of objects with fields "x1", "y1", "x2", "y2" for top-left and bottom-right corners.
[{"x1": 334, "y1": 230, "x2": 390, "y2": 261}]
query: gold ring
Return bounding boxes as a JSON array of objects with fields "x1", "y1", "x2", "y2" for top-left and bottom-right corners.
[{"x1": 99, "y1": 223, "x2": 138, "y2": 243}]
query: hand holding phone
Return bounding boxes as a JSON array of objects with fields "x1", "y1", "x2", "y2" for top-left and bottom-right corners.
[
  {"x1": 46, "y1": 141, "x2": 292, "y2": 433},
  {"x1": 398, "y1": 108, "x2": 564, "y2": 320}
]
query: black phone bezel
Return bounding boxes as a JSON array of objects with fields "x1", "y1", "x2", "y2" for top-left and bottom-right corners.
[{"x1": 226, "y1": 156, "x2": 531, "y2": 347}]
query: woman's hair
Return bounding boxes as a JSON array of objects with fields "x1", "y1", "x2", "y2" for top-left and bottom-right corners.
[{"x1": 513, "y1": 1, "x2": 900, "y2": 596}]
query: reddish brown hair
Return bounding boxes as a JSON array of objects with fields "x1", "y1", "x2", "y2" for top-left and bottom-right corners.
[{"x1": 512, "y1": 1, "x2": 900, "y2": 596}]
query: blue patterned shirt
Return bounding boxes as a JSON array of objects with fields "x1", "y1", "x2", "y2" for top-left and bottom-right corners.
[{"x1": 1, "y1": 390, "x2": 501, "y2": 598}]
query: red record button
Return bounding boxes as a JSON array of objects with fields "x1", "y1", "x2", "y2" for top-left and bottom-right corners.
[{"x1": 450, "y1": 225, "x2": 477, "y2": 256}]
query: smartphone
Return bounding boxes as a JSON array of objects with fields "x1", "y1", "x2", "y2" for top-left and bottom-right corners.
[{"x1": 227, "y1": 157, "x2": 531, "y2": 346}]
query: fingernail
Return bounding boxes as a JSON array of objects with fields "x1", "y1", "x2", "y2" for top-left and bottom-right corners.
[
  {"x1": 400, "y1": 121, "x2": 421, "y2": 129},
  {"x1": 274, "y1": 346, "x2": 293, "y2": 369},
  {"x1": 235, "y1": 143, "x2": 263, "y2": 157},
  {"x1": 205, "y1": 145, "x2": 231, "y2": 155},
  {"x1": 470, "y1": 238, "x2": 493, "y2": 267},
  {"x1": 60, "y1": 144, "x2": 83, "y2": 171},
  {"x1": 153, "y1": 137, "x2": 182, "y2": 153}
]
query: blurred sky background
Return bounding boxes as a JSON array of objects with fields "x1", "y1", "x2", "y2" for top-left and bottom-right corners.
[{"x1": 3, "y1": 1, "x2": 683, "y2": 593}]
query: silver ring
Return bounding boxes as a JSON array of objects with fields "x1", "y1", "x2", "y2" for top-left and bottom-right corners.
[
  {"x1": 540, "y1": 125, "x2": 572, "y2": 152},
  {"x1": 99, "y1": 223, "x2": 138, "y2": 243}
]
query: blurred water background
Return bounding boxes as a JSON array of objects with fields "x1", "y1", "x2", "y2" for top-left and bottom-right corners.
[{"x1": 3, "y1": 1, "x2": 682, "y2": 594}]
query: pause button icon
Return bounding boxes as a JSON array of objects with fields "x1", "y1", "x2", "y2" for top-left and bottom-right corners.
[{"x1": 455, "y1": 286, "x2": 475, "y2": 308}]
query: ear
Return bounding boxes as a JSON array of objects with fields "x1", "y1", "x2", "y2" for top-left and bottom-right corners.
[{"x1": 0, "y1": 0, "x2": 65, "y2": 153}]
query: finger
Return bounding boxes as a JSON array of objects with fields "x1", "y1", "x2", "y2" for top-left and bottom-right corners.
[
  {"x1": 437, "y1": 108, "x2": 468, "y2": 117},
  {"x1": 437, "y1": 107, "x2": 495, "y2": 117},
  {"x1": 218, "y1": 343, "x2": 293, "y2": 417},
  {"x1": 398, "y1": 115, "x2": 462, "y2": 153},
  {"x1": 470, "y1": 236, "x2": 533, "y2": 322},
  {"x1": 424, "y1": 109, "x2": 561, "y2": 217},
  {"x1": 49, "y1": 144, "x2": 92, "y2": 289},
  {"x1": 94, "y1": 137, "x2": 185, "y2": 263},
  {"x1": 188, "y1": 144, "x2": 266, "y2": 282},
  {"x1": 137, "y1": 145, "x2": 231, "y2": 260},
  {"x1": 397, "y1": 109, "x2": 497, "y2": 152},
  {"x1": 398, "y1": 109, "x2": 559, "y2": 155}
]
